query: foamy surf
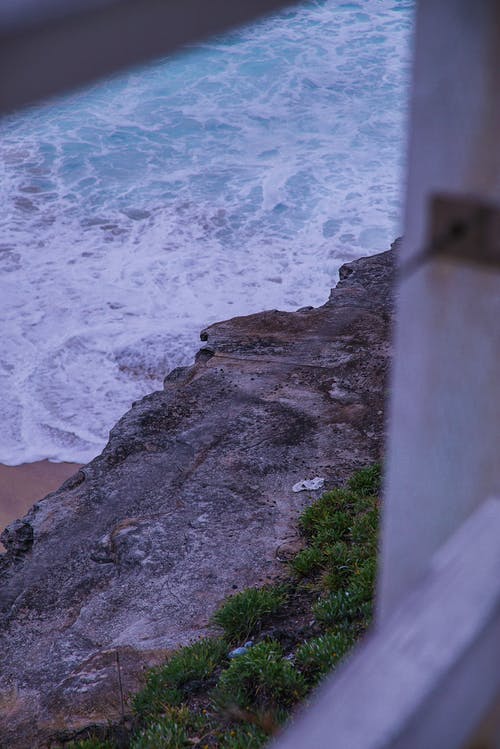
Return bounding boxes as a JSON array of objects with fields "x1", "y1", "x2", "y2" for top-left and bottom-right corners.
[{"x1": 0, "y1": 0, "x2": 413, "y2": 465}]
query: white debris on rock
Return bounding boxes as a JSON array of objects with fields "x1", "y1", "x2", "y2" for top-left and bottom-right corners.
[{"x1": 292, "y1": 477, "x2": 325, "y2": 493}]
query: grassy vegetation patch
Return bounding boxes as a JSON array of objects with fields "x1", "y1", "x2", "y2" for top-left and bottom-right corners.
[
  {"x1": 130, "y1": 718, "x2": 188, "y2": 749},
  {"x1": 294, "y1": 629, "x2": 355, "y2": 684},
  {"x1": 219, "y1": 724, "x2": 270, "y2": 749},
  {"x1": 66, "y1": 741, "x2": 115, "y2": 749},
  {"x1": 293, "y1": 464, "x2": 380, "y2": 639},
  {"x1": 347, "y1": 463, "x2": 381, "y2": 496},
  {"x1": 65, "y1": 465, "x2": 381, "y2": 749},
  {"x1": 212, "y1": 587, "x2": 287, "y2": 643},
  {"x1": 132, "y1": 638, "x2": 228, "y2": 720},
  {"x1": 213, "y1": 641, "x2": 307, "y2": 713}
]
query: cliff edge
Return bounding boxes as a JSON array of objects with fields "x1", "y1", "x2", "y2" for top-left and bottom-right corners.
[{"x1": 0, "y1": 247, "x2": 395, "y2": 747}]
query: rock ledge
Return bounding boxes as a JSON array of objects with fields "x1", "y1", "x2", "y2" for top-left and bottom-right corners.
[{"x1": 0, "y1": 247, "x2": 395, "y2": 748}]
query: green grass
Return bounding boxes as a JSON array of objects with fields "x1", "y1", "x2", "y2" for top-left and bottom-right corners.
[
  {"x1": 295, "y1": 629, "x2": 355, "y2": 684},
  {"x1": 68, "y1": 465, "x2": 381, "y2": 749},
  {"x1": 290, "y1": 545, "x2": 325, "y2": 578},
  {"x1": 220, "y1": 724, "x2": 271, "y2": 749},
  {"x1": 347, "y1": 463, "x2": 381, "y2": 496},
  {"x1": 212, "y1": 586, "x2": 287, "y2": 643},
  {"x1": 131, "y1": 705, "x2": 209, "y2": 749},
  {"x1": 291, "y1": 465, "x2": 380, "y2": 637},
  {"x1": 132, "y1": 637, "x2": 228, "y2": 719},
  {"x1": 130, "y1": 718, "x2": 189, "y2": 749},
  {"x1": 65, "y1": 740, "x2": 115, "y2": 749},
  {"x1": 213, "y1": 641, "x2": 307, "y2": 713}
]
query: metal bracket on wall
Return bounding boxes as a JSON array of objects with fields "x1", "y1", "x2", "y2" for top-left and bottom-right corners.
[{"x1": 400, "y1": 193, "x2": 500, "y2": 279}]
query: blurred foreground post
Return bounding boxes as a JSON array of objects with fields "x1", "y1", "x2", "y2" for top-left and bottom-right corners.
[
  {"x1": 0, "y1": 0, "x2": 299, "y2": 113},
  {"x1": 273, "y1": 496, "x2": 500, "y2": 749},
  {"x1": 379, "y1": 0, "x2": 500, "y2": 623}
]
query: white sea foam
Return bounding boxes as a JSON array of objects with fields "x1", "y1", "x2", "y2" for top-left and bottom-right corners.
[{"x1": 0, "y1": 0, "x2": 414, "y2": 465}]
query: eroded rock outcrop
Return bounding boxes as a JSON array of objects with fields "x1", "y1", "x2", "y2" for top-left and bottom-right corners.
[{"x1": 0, "y1": 247, "x2": 395, "y2": 747}]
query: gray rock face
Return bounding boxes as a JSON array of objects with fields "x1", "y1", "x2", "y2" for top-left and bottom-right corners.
[{"x1": 0, "y1": 247, "x2": 395, "y2": 747}]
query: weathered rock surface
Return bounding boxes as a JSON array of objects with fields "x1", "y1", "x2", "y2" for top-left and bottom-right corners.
[{"x1": 0, "y1": 247, "x2": 395, "y2": 747}]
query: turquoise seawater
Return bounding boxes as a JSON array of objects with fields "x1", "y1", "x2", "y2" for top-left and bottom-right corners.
[{"x1": 0, "y1": 0, "x2": 413, "y2": 464}]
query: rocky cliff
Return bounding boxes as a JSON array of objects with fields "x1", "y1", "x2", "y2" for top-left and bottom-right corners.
[{"x1": 0, "y1": 246, "x2": 395, "y2": 747}]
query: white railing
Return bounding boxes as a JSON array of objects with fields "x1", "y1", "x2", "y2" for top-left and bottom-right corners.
[
  {"x1": 273, "y1": 496, "x2": 500, "y2": 749},
  {"x1": 379, "y1": 0, "x2": 500, "y2": 624}
]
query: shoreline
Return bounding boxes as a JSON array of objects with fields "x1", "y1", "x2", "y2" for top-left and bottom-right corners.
[{"x1": 0, "y1": 460, "x2": 82, "y2": 538}]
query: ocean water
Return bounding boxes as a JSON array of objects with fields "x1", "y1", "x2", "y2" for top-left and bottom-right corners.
[{"x1": 0, "y1": 0, "x2": 413, "y2": 466}]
